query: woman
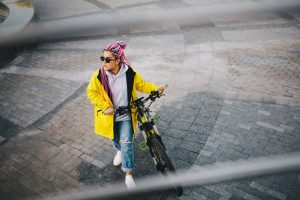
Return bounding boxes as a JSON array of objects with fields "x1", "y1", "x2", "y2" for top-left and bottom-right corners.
[{"x1": 86, "y1": 41, "x2": 165, "y2": 188}]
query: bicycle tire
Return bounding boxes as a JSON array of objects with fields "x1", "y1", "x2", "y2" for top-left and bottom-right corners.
[{"x1": 149, "y1": 137, "x2": 183, "y2": 197}]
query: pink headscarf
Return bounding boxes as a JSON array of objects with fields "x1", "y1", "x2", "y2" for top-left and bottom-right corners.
[
  {"x1": 104, "y1": 41, "x2": 130, "y2": 66},
  {"x1": 100, "y1": 41, "x2": 130, "y2": 100}
]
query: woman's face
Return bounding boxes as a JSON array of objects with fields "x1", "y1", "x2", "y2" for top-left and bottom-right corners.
[{"x1": 102, "y1": 51, "x2": 120, "y2": 73}]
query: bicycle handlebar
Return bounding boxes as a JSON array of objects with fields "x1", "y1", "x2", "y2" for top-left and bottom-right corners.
[{"x1": 114, "y1": 90, "x2": 164, "y2": 116}]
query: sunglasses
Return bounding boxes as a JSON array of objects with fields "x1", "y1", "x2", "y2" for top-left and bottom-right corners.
[{"x1": 100, "y1": 56, "x2": 117, "y2": 63}]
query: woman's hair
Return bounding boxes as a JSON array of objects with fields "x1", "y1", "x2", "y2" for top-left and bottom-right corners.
[{"x1": 100, "y1": 41, "x2": 129, "y2": 100}]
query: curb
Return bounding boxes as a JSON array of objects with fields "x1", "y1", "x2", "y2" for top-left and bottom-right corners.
[
  {"x1": 0, "y1": 0, "x2": 34, "y2": 36},
  {"x1": 0, "y1": 1, "x2": 9, "y2": 23},
  {"x1": 0, "y1": 0, "x2": 35, "y2": 67}
]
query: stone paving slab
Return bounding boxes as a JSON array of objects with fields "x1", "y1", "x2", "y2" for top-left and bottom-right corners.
[
  {"x1": 0, "y1": 73, "x2": 83, "y2": 128},
  {"x1": 226, "y1": 40, "x2": 300, "y2": 107},
  {"x1": 0, "y1": 65, "x2": 94, "y2": 81},
  {"x1": 29, "y1": 0, "x2": 102, "y2": 20},
  {"x1": 12, "y1": 49, "x2": 100, "y2": 71},
  {"x1": 222, "y1": 27, "x2": 300, "y2": 42}
]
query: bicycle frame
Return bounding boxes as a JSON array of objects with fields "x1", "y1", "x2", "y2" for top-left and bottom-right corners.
[
  {"x1": 134, "y1": 99, "x2": 167, "y2": 165},
  {"x1": 114, "y1": 91, "x2": 165, "y2": 149},
  {"x1": 136, "y1": 104, "x2": 160, "y2": 140},
  {"x1": 115, "y1": 91, "x2": 184, "y2": 196}
]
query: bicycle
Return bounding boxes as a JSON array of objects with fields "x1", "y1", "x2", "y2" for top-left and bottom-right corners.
[{"x1": 115, "y1": 89, "x2": 183, "y2": 197}]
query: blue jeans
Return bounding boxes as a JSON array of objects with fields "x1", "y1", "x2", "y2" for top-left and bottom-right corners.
[{"x1": 112, "y1": 120, "x2": 134, "y2": 173}]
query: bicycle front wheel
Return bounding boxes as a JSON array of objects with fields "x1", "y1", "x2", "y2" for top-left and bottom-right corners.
[{"x1": 149, "y1": 137, "x2": 183, "y2": 196}]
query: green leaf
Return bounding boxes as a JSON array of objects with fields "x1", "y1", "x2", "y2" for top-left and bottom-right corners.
[{"x1": 152, "y1": 114, "x2": 161, "y2": 122}]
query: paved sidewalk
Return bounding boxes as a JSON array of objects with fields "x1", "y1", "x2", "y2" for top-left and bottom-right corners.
[{"x1": 0, "y1": 0, "x2": 300, "y2": 200}]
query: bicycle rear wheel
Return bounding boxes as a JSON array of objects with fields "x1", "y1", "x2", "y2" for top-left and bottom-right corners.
[{"x1": 149, "y1": 137, "x2": 183, "y2": 197}]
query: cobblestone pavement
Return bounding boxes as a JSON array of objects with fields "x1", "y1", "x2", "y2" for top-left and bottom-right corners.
[{"x1": 0, "y1": 0, "x2": 300, "y2": 200}]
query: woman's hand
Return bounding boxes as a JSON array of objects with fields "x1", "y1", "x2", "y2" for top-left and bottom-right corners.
[
  {"x1": 158, "y1": 84, "x2": 167, "y2": 94},
  {"x1": 104, "y1": 106, "x2": 114, "y2": 115}
]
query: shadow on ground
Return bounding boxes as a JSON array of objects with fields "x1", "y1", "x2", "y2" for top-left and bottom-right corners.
[
  {"x1": 76, "y1": 91, "x2": 224, "y2": 199},
  {"x1": 0, "y1": 116, "x2": 22, "y2": 144}
]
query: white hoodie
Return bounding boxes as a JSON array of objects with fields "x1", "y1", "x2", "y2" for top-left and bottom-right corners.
[{"x1": 106, "y1": 64, "x2": 130, "y2": 122}]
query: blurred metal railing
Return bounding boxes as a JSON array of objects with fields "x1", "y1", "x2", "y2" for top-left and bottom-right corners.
[
  {"x1": 1, "y1": 0, "x2": 300, "y2": 46},
  {"x1": 42, "y1": 152, "x2": 300, "y2": 200}
]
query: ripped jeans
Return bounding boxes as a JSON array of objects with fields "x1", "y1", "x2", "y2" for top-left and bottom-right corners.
[{"x1": 112, "y1": 120, "x2": 134, "y2": 173}]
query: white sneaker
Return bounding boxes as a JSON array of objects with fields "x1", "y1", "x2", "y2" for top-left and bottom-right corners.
[
  {"x1": 113, "y1": 151, "x2": 122, "y2": 166},
  {"x1": 125, "y1": 175, "x2": 136, "y2": 189}
]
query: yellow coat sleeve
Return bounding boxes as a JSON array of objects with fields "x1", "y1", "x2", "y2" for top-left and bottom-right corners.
[
  {"x1": 135, "y1": 71, "x2": 158, "y2": 94},
  {"x1": 86, "y1": 71, "x2": 111, "y2": 112}
]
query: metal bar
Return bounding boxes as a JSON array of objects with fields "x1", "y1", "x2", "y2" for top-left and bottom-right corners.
[
  {"x1": 42, "y1": 152, "x2": 300, "y2": 200},
  {"x1": 1, "y1": 0, "x2": 300, "y2": 47}
]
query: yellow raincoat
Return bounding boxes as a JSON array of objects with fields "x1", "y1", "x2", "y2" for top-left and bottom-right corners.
[{"x1": 86, "y1": 67, "x2": 158, "y2": 139}]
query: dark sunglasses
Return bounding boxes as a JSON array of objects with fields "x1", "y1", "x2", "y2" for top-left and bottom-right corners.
[{"x1": 100, "y1": 56, "x2": 117, "y2": 63}]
